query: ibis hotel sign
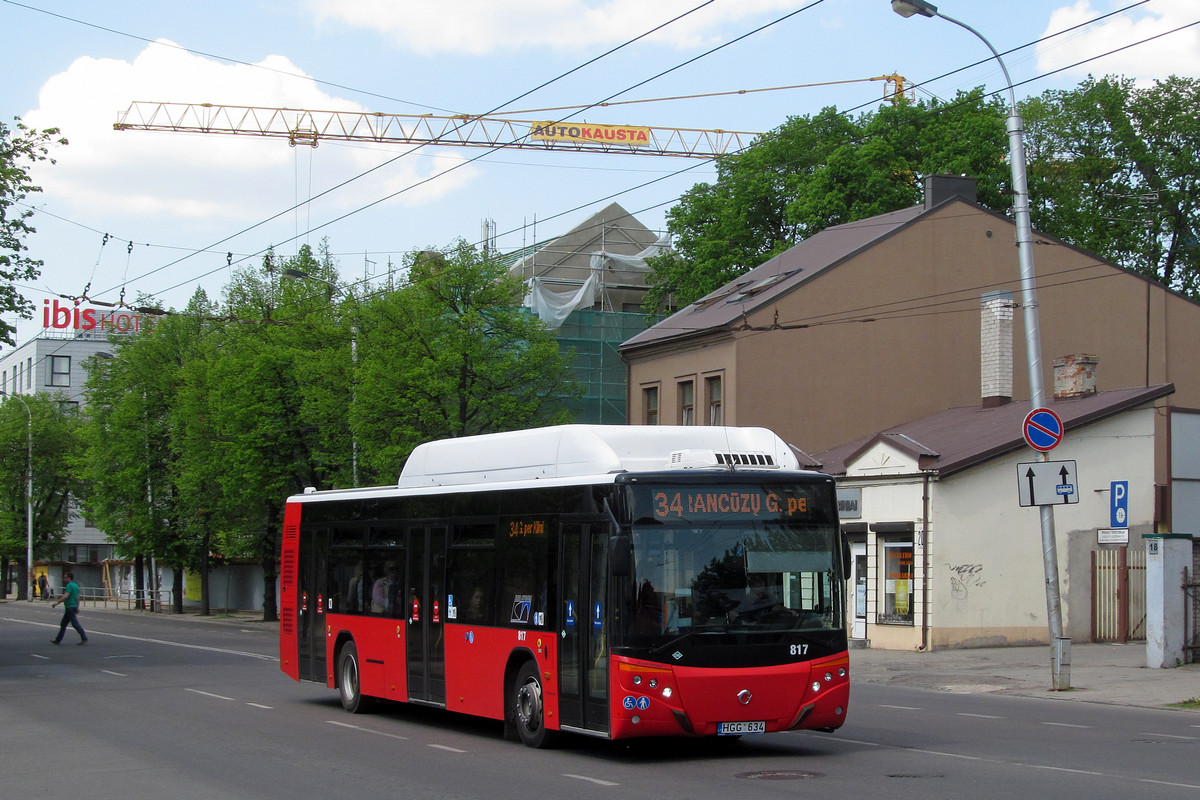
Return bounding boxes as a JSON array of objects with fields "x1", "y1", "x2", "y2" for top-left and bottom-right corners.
[
  {"x1": 530, "y1": 122, "x2": 651, "y2": 148},
  {"x1": 43, "y1": 299, "x2": 159, "y2": 334}
]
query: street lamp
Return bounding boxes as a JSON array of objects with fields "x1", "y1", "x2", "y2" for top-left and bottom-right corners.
[
  {"x1": 892, "y1": 1, "x2": 1069, "y2": 689},
  {"x1": 1, "y1": 391, "x2": 34, "y2": 602},
  {"x1": 283, "y1": 268, "x2": 360, "y2": 487}
]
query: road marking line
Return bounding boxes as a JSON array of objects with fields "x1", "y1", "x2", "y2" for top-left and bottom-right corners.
[
  {"x1": 1140, "y1": 778, "x2": 1200, "y2": 789},
  {"x1": 101, "y1": 669, "x2": 127, "y2": 677},
  {"x1": 1138, "y1": 732, "x2": 1199, "y2": 740},
  {"x1": 564, "y1": 773, "x2": 619, "y2": 786},
  {"x1": 1017, "y1": 763, "x2": 1103, "y2": 775},
  {"x1": 1042, "y1": 722, "x2": 1090, "y2": 728},
  {"x1": 879, "y1": 704, "x2": 921, "y2": 710},
  {"x1": 909, "y1": 750, "x2": 981, "y2": 760},
  {"x1": 326, "y1": 720, "x2": 408, "y2": 740},
  {"x1": 957, "y1": 713, "x2": 1004, "y2": 719},
  {"x1": 428, "y1": 744, "x2": 467, "y2": 753},
  {"x1": 246, "y1": 703, "x2": 273, "y2": 709},
  {"x1": 3, "y1": 618, "x2": 276, "y2": 661},
  {"x1": 186, "y1": 688, "x2": 236, "y2": 701},
  {"x1": 31, "y1": 653, "x2": 49, "y2": 660}
]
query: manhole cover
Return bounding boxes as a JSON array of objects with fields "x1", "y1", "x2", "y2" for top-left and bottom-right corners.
[{"x1": 735, "y1": 770, "x2": 823, "y2": 780}]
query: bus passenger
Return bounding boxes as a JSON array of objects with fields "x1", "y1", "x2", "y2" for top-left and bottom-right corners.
[{"x1": 372, "y1": 561, "x2": 398, "y2": 614}]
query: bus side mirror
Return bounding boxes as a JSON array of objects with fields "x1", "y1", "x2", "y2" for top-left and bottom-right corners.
[{"x1": 609, "y1": 534, "x2": 631, "y2": 577}]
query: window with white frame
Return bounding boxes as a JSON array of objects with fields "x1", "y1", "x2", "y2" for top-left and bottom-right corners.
[
  {"x1": 679, "y1": 380, "x2": 695, "y2": 425},
  {"x1": 705, "y1": 375, "x2": 723, "y2": 425},
  {"x1": 879, "y1": 540, "x2": 915, "y2": 625},
  {"x1": 49, "y1": 355, "x2": 71, "y2": 387}
]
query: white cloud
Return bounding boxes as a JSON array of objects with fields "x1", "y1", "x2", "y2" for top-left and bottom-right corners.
[
  {"x1": 21, "y1": 40, "x2": 477, "y2": 225},
  {"x1": 306, "y1": 0, "x2": 801, "y2": 56},
  {"x1": 1038, "y1": 1, "x2": 1200, "y2": 82}
]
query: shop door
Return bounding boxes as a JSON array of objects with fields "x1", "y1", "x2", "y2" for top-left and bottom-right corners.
[
  {"x1": 851, "y1": 544, "x2": 867, "y2": 640},
  {"x1": 406, "y1": 526, "x2": 447, "y2": 705},
  {"x1": 557, "y1": 522, "x2": 609, "y2": 734}
]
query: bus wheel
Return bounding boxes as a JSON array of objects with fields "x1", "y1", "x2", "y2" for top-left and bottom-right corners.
[
  {"x1": 513, "y1": 661, "x2": 557, "y2": 748},
  {"x1": 338, "y1": 641, "x2": 373, "y2": 714}
]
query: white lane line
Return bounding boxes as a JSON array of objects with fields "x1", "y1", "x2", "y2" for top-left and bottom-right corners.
[
  {"x1": 957, "y1": 713, "x2": 1004, "y2": 719},
  {"x1": 1138, "y1": 732, "x2": 1199, "y2": 740},
  {"x1": 564, "y1": 773, "x2": 619, "y2": 787},
  {"x1": 246, "y1": 703, "x2": 273, "y2": 709},
  {"x1": 879, "y1": 704, "x2": 921, "y2": 710},
  {"x1": 186, "y1": 688, "x2": 236, "y2": 701},
  {"x1": 428, "y1": 744, "x2": 467, "y2": 753},
  {"x1": 326, "y1": 720, "x2": 408, "y2": 740},
  {"x1": 908, "y1": 750, "x2": 981, "y2": 761},
  {"x1": 1017, "y1": 763, "x2": 1104, "y2": 776},
  {"x1": 1141, "y1": 778, "x2": 1200, "y2": 789},
  {"x1": 1042, "y1": 722, "x2": 1091, "y2": 728},
  {"x1": 100, "y1": 669, "x2": 127, "y2": 677},
  {"x1": 31, "y1": 653, "x2": 49, "y2": 660}
]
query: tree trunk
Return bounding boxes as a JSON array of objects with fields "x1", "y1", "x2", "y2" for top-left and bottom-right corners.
[{"x1": 135, "y1": 553, "x2": 145, "y2": 610}]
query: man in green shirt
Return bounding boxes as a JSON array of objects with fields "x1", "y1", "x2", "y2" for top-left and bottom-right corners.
[{"x1": 51, "y1": 571, "x2": 88, "y2": 645}]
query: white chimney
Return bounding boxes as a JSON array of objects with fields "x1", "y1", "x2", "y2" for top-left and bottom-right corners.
[{"x1": 981, "y1": 291, "x2": 1013, "y2": 408}]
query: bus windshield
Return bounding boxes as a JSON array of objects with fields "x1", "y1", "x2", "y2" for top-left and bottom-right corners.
[{"x1": 624, "y1": 481, "x2": 843, "y2": 648}]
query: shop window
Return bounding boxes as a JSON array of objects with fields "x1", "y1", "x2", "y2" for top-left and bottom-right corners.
[{"x1": 879, "y1": 540, "x2": 914, "y2": 625}]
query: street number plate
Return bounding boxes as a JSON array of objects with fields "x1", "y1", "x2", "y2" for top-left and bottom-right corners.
[{"x1": 718, "y1": 720, "x2": 766, "y2": 735}]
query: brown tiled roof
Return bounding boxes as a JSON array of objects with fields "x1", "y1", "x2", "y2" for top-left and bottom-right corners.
[
  {"x1": 621, "y1": 204, "x2": 925, "y2": 350},
  {"x1": 811, "y1": 384, "x2": 1175, "y2": 478}
]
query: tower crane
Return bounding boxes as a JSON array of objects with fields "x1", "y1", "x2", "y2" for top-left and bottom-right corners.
[{"x1": 112, "y1": 75, "x2": 909, "y2": 158}]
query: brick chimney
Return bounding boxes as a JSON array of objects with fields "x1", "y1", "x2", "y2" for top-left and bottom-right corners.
[
  {"x1": 925, "y1": 174, "x2": 978, "y2": 210},
  {"x1": 1054, "y1": 354, "x2": 1098, "y2": 399},
  {"x1": 981, "y1": 291, "x2": 1013, "y2": 408}
]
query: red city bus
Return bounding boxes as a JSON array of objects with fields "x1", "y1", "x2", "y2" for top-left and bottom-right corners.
[{"x1": 279, "y1": 425, "x2": 849, "y2": 747}]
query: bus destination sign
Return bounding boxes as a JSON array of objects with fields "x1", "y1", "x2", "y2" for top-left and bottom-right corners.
[{"x1": 648, "y1": 486, "x2": 814, "y2": 521}]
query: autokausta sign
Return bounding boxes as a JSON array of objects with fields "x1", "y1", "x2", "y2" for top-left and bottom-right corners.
[{"x1": 530, "y1": 121, "x2": 651, "y2": 147}]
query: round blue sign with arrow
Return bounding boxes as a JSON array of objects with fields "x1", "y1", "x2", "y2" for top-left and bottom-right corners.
[{"x1": 1023, "y1": 407, "x2": 1064, "y2": 452}]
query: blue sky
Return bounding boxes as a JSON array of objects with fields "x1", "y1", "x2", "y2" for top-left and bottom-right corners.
[{"x1": 3, "y1": 0, "x2": 1197, "y2": 346}]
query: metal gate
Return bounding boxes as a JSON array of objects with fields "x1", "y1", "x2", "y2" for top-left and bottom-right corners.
[{"x1": 1091, "y1": 547, "x2": 1146, "y2": 642}]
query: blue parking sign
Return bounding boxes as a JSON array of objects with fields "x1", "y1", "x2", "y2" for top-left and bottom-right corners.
[{"x1": 1110, "y1": 481, "x2": 1129, "y2": 528}]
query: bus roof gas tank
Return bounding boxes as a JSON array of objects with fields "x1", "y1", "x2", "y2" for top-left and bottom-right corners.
[{"x1": 398, "y1": 425, "x2": 801, "y2": 488}]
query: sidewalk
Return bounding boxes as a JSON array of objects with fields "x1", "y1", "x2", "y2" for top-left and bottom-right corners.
[{"x1": 850, "y1": 641, "x2": 1200, "y2": 710}]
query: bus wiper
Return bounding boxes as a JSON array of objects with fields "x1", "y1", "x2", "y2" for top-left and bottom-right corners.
[{"x1": 648, "y1": 625, "x2": 721, "y2": 655}]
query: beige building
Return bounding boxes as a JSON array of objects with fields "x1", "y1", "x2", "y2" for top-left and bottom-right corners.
[{"x1": 621, "y1": 176, "x2": 1200, "y2": 651}]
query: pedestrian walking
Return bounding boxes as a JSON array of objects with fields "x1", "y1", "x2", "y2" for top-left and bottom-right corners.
[{"x1": 51, "y1": 571, "x2": 88, "y2": 645}]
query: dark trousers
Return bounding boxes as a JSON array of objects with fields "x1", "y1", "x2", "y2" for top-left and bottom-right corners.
[{"x1": 54, "y1": 607, "x2": 87, "y2": 642}]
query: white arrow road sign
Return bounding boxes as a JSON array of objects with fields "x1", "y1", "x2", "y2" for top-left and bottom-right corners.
[{"x1": 1017, "y1": 460, "x2": 1079, "y2": 507}]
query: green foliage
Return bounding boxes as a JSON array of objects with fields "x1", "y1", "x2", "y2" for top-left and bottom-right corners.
[
  {"x1": 645, "y1": 91, "x2": 1008, "y2": 310},
  {"x1": 0, "y1": 118, "x2": 67, "y2": 346},
  {"x1": 1024, "y1": 76, "x2": 1200, "y2": 296},
  {"x1": 0, "y1": 394, "x2": 83, "y2": 562},
  {"x1": 352, "y1": 240, "x2": 578, "y2": 482}
]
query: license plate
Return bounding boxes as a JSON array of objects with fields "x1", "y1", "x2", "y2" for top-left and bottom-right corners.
[{"x1": 718, "y1": 720, "x2": 766, "y2": 735}]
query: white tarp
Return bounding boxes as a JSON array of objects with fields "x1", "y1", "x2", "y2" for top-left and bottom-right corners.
[{"x1": 523, "y1": 234, "x2": 670, "y2": 328}]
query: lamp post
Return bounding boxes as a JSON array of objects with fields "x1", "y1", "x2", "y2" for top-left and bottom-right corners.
[
  {"x1": 1, "y1": 391, "x2": 34, "y2": 602},
  {"x1": 282, "y1": 268, "x2": 360, "y2": 487},
  {"x1": 892, "y1": 1, "x2": 1068, "y2": 689}
]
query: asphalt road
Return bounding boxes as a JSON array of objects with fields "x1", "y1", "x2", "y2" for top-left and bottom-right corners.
[{"x1": 3, "y1": 601, "x2": 1198, "y2": 800}]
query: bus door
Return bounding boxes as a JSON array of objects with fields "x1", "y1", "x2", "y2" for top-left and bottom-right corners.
[
  {"x1": 406, "y1": 525, "x2": 447, "y2": 705},
  {"x1": 558, "y1": 522, "x2": 609, "y2": 734},
  {"x1": 297, "y1": 527, "x2": 329, "y2": 684}
]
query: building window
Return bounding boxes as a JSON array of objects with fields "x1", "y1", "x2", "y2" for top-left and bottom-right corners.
[
  {"x1": 879, "y1": 540, "x2": 915, "y2": 625},
  {"x1": 705, "y1": 375, "x2": 723, "y2": 425},
  {"x1": 26, "y1": 357, "x2": 32, "y2": 389},
  {"x1": 643, "y1": 386, "x2": 659, "y2": 425},
  {"x1": 49, "y1": 355, "x2": 71, "y2": 387},
  {"x1": 679, "y1": 380, "x2": 695, "y2": 425}
]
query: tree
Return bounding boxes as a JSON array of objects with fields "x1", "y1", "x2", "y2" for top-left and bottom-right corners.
[
  {"x1": 0, "y1": 118, "x2": 67, "y2": 346},
  {"x1": 1023, "y1": 76, "x2": 1200, "y2": 296},
  {"x1": 352, "y1": 240, "x2": 577, "y2": 481},
  {"x1": 645, "y1": 91, "x2": 1012, "y2": 310},
  {"x1": 0, "y1": 394, "x2": 84, "y2": 598},
  {"x1": 80, "y1": 290, "x2": 213, "y2": 611}
]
